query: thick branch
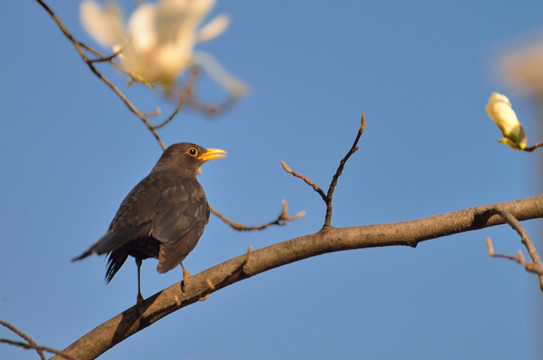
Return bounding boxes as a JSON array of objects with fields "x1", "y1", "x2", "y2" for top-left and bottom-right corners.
[{"x1": 54, "y1": 194, "x2": 543, "y2": 360}]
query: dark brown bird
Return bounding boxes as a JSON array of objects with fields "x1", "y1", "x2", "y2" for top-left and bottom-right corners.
[{"x1": 72, "y1": 142, "x2": 226, "y2": 304}]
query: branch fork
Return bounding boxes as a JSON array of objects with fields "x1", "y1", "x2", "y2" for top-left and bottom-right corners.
[
  {"x1": 482, "y1": 206, "x2": 543, "y2": 291},
  {"x1": 282, "y1": 114, "x2": 366, "y2": 228}
]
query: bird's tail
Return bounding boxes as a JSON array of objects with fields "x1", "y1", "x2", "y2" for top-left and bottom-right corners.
[
  {"x1": 71, "y1": 249, "x2": 93, "y2": 262},
  {"x1": 71, "y1": 231, "x2": 119, "y2": 262},
  {"x1": 105, "y1": 250, "x2": 128, "y2": 283}
]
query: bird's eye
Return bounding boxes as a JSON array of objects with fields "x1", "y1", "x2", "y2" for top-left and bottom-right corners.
[{"x1": 187, "y1": 147, "x2": 198, "y2": 157}]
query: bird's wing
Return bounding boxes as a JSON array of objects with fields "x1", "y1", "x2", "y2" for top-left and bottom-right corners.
[
  {"x1": 157, "y1": 225, "x2": 205, "y2": 273},
  {"x1": 71, "y1": 174, "x2": 163, "y2": 260},
  {"x1": 152, "y1": 179, "x2": 209, "y2": 244},
  {"x1": 152, "y1": 178, "x2": 210, "y2": 273}
]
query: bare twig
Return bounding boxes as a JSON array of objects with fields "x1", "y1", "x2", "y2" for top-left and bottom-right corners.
[
  {"x1": 324, "y1": 114, "x2": 366, "y2": 227},
  {"x1": 169, "y1": 67, "x2": 239, "y2": 116},
  {"x1": 487, "y1": 238, "x2": 543, "y2": 275},
  {"x1": 88, "y1": 48, "x2": 122, "y2": 64},
  {"x1": 153, "y1": 97, "x2": 185, "y2": 130},
  {"x1": 0, "y1": 320, "x2": 46, "y2": 360},
  {"x1": 210, "y1": 200, "x2": 305, "y2": 231},
  {"x1": 76, "y1": 41, "x2": 137, "y2": 80},
  {"x1": 281, "y1": 161, "x2": 327, "y2": 202},
  {"x1": 482, "y1": 207, "x2": 543, "y2": 291},
  {"x1": 0, "y1": 338, "x2": 77, "y2": 360},
  {"x1": 281, "y1": 114, "x2": 367, "y2": 228},
  {"x1": 523, "y1": 142, "x2": 543, "y2": 152}
]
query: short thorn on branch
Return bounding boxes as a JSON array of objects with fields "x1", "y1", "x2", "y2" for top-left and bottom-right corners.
[
  {"x1": 281, "y1": 114, "x2": 367, "y2": 228},
  {"x1": 142, "y1": 107, "x2": 161, "y2": 118},
  {"x1": 206, "y1": 278, "x2": 215, "y2": 291},
  {"x1": 210, "y1": 200, "x2": 304, "y2": 231},
  {"x1": 242, "y1": 245, "x2": 253, "y2": 274}
]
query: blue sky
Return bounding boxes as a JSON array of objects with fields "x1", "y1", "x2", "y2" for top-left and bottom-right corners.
[{"x1": 1, "y1": 1, "x2": 543, "y2": 359}]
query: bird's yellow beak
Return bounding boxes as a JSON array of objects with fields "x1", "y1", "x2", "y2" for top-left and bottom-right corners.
[{"x1": 198, "y1": 148, "x2": 227, "y2": 162}]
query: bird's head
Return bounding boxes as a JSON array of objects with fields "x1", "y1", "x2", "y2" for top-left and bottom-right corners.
[{"x1": 153, "y1": 142, "x2": 226, "y2": 175}]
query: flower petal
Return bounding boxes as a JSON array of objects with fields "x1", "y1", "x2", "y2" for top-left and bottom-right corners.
[
  {"x1": 193, "y1": 51, "x2": 248, "y2": 97},
  {"x1": 155, "y1": 0, "x2": 215, "y2": 41},
  {"x1": 196, "y1": 14, "x2": 230, "y2": 42},
  {"x1": 80, "y1": 0, "x2": 126, "y2": 48},
  {"x1": 127, "y1": 3, "x2": 158, "y2": 52}
]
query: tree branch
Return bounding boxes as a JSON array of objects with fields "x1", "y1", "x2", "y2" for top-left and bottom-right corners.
[
  {"x1": 53, "y1": 194, "x2": 543, "y2": 360},
  {"x1": 483, "y1": 206, "x2": 543, "y2": 291},
  {"x1": 523, "y1": 142, "x2": 543, "y2": 152},
  {"x1": 209, "y1": 200, "x2": 305, "y2": 231},
  {"x1": 0, "y1": 320, "x2": 46, "y2": 360},
  {"x1": 281, "y1": 115, "x2": 367, "y2": 227},
  {"x1": 324, "y1": 114, "x2": 366, "y2": 226},
  {"x1": 0, "y1": 338, "x2": 77, "y2": 360}
]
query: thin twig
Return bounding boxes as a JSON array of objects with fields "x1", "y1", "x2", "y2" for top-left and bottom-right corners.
[
  {"x1": 0, "y1": 338, "x2": 78, "y2": 360},
  {"x1": 76, "y1": 41, "x2": 135, "y2": 79},
  {"x1": 487, "y1": 238, "x2": 543, "y2": 275},
  {"x1": 524, "y1": 142, "x2": 543, "y2": 152},
  {"x1": 153, "y1": 97, "x2": 185, "y2": 130},
  {"x1": 281, "y1": 161, "x2": 327, "y2": 202},
  {"x1": 169, "y1": 67, "x2": 239, "y2": 116},
  {"x1": 0, "y1": 320, "x2": 46, "y2": 360},
  {"x1": 88, "y1": 48, "x2": 122, "y2": 64},
  {"x1": 323, "y1": 114, "x2": 366, "y2": 227},
  {"x1": 482, "y1": 207, "x2": 543, "y2": 292},
  {"x1": 209, "y1": 200, "x2": 305, "y2": 231}
]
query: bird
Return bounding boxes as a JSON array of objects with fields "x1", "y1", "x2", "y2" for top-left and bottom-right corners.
[{"x1": 72, "y1": 142, "x2": 226, "y2": 304}]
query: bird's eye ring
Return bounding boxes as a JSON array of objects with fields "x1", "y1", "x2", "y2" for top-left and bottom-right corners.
[{"x1": 187, "y1": 147, "x2": 198, "y2": 157}]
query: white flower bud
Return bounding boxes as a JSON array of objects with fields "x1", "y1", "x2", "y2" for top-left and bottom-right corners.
[{"x1": 485, "y1": 92, "x2": 527, "y2": 150}]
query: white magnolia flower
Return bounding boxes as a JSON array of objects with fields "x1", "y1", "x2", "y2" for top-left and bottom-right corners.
[
  {"x1": 80, "y1": 0, "x2": 246, "y2": 94},
  {"x1": 485, "y1": 92, "x2": 527, "y2": 150}
]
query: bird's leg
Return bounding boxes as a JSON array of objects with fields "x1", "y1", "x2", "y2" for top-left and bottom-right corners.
[
  {"x1": 180, "y1": 263, "x2": 191, "y2": 292},
  {"x1": 136, "y1": 258, "x2": 144, "y2": 304}
]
